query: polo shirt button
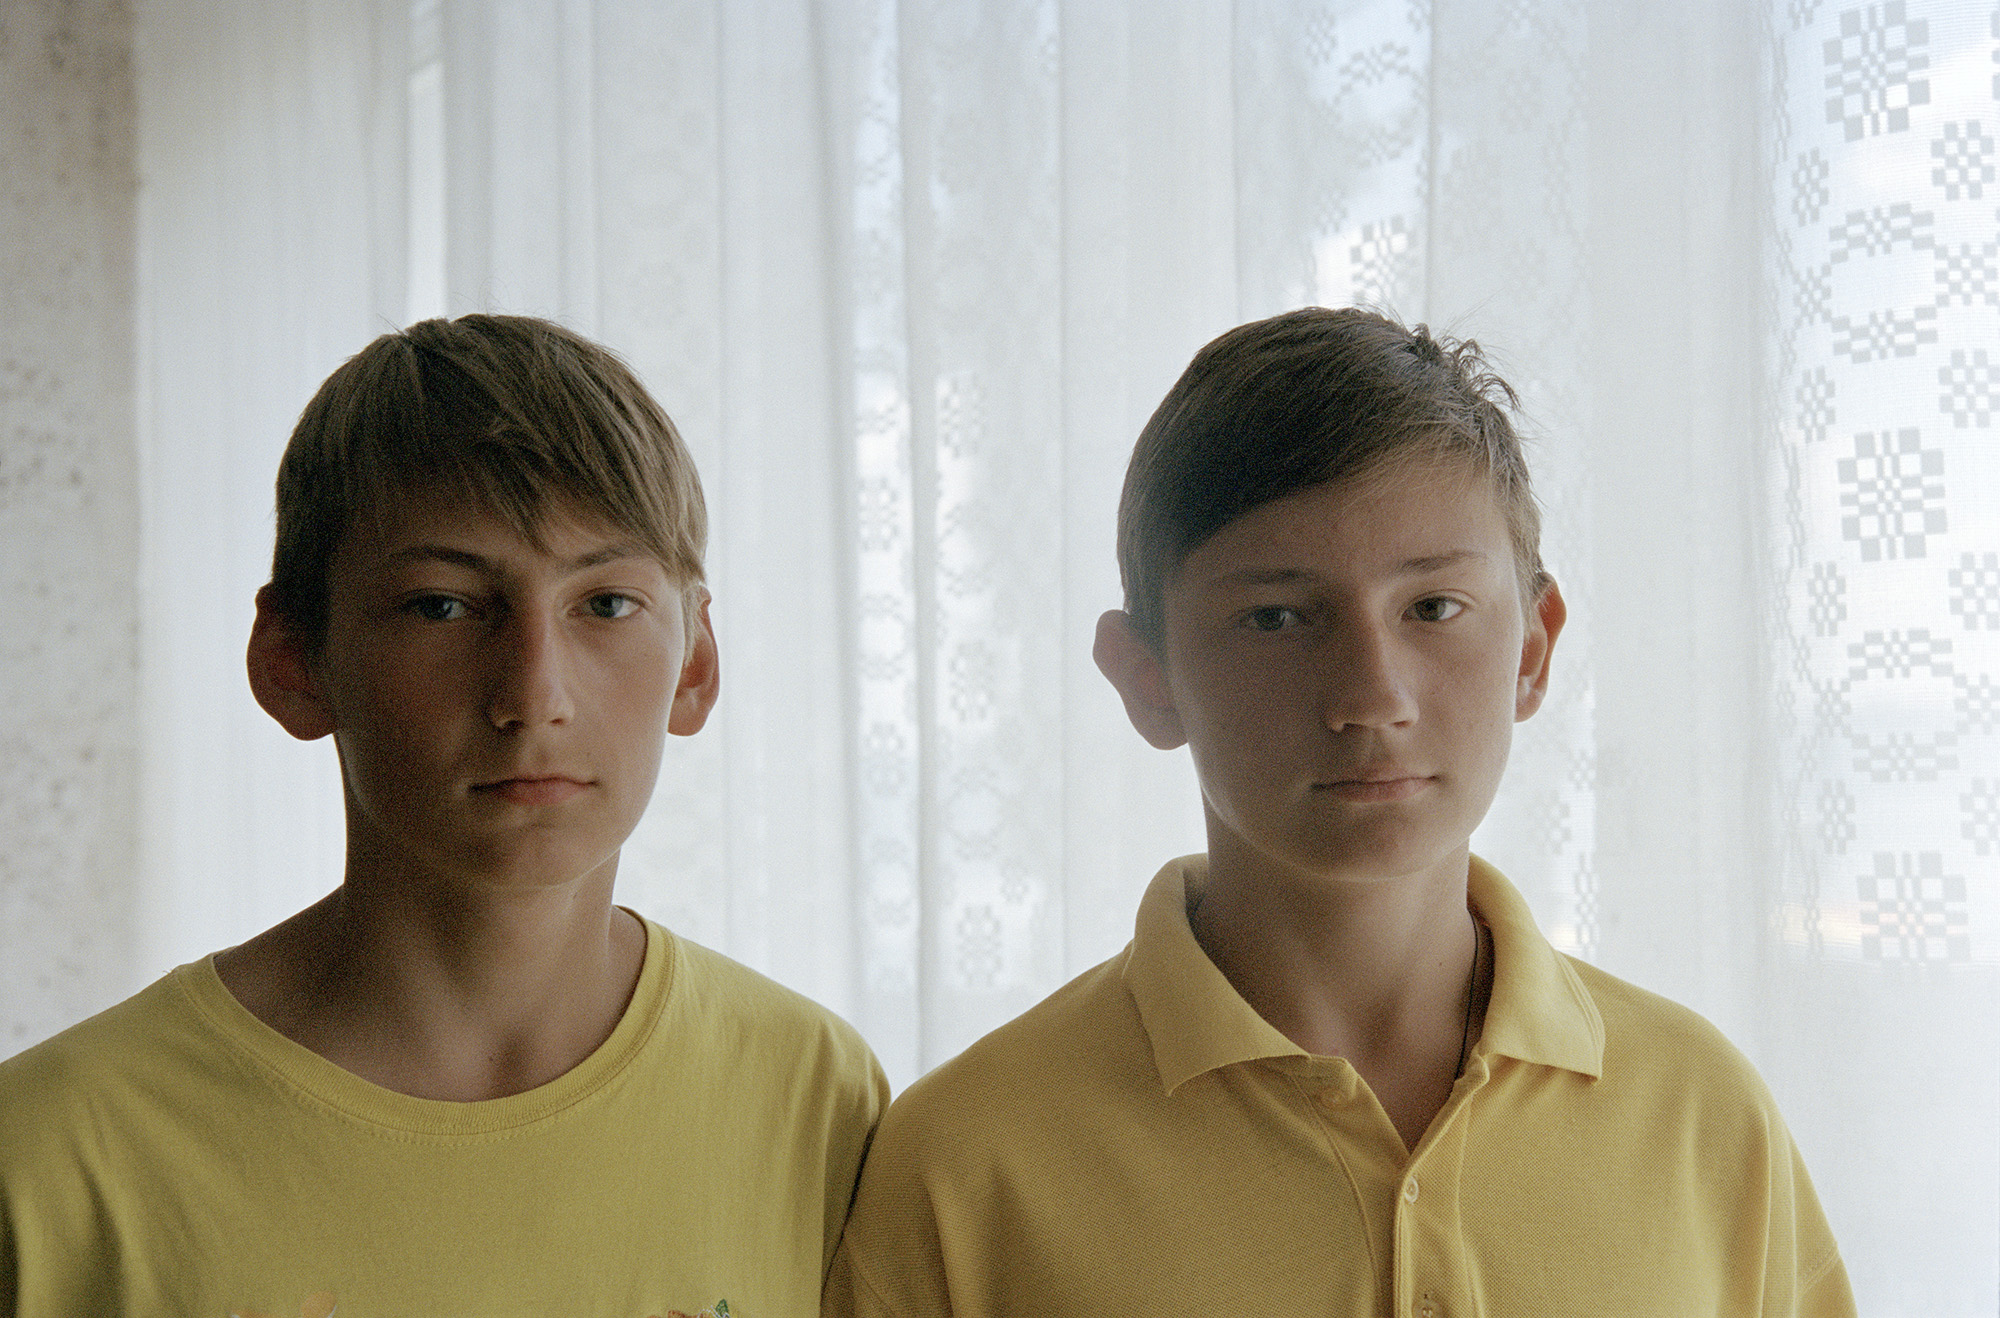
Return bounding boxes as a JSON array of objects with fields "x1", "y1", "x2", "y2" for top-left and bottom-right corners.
[
  {"x1": 1417, "y1": 1292, "x2": 1438, "y2": 1318},
  {"x1": 1402, "y1": 1177, "x2": 1420, "y2": 1203}
]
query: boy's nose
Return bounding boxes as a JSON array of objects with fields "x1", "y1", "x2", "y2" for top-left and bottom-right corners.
[
  {"x1": 486, "y1": 612, "x2": 576, "y2": 730},
  {"x1": 1319, "y1": 624, "x2": 1418, "y2": 730}
]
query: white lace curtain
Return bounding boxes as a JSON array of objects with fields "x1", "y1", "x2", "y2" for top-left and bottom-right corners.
[{"x1": 127, "y1": 0, "x2": 1994, "y2": 1308}]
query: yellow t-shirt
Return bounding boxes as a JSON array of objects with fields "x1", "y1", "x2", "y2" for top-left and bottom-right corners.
[
  {"x1": 827, "y1": 856, "x2": 1855, "y2": 1317},
  {"x1": 0, "y1": 918, "x2": 886, "y2": 1318}
]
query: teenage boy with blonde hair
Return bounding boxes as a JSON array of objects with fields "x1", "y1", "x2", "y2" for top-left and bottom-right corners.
[
  {"x1": 826, "y1": 307, "x2": 1853, "y2": 1315},
  {"x1": 0, "y1": 314, "x2": 885, "y2": 1318}
]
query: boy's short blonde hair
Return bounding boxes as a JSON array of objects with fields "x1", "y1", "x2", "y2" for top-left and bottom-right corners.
[
  {"x1": 267, "y1": 314, "x2": 707, "y2": 650},
  {"x1": 1117, "y1": 306, "x2": 1547, "y2": 646}
]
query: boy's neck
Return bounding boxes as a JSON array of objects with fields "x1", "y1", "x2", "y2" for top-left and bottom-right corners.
[
  {"x1": 213, "y1": 862, "x2": 646, "y2": 1103},
  {"x1": 1188, "y1": 833, "x2": 1487, "y2": 1151}
]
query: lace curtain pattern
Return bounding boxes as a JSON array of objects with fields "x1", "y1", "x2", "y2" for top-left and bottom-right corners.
[
  {"x1": 1765, "y1": 3, "x2": 2000, "y2": 1304},
  {"x1": 75, "y1": 0, "x2": 1995, "y2": 1308}
]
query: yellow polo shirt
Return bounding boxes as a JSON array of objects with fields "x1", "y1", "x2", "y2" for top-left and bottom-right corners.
[{"x1": 826, "y1": 856, "x2": 1853, "y2": 1317}]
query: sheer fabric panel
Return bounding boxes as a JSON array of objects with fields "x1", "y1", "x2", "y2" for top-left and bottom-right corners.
[
  {"x1": 133, "y1": 0, "x2": 401, "y2": 984},
  {"x1": 116, "y1": 1, "x2": 1994, "y2": 1307},
  {"x1": 1768, "y1": 0, "x2": 2000, "y2": 1301}
]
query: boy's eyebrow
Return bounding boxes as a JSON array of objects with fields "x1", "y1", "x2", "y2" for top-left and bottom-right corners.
[
  {"x1": 1206, "y1": 549, "x2": 1492, "y2": 587},
  {"x1": 382, "y1": 543, "x2": 649, "y2": 573},
  {"x1": 1395, "y1": 549, "x2": 1491, "y2": 574}
]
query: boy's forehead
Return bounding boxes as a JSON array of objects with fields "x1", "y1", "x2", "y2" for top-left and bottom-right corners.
[
  {"x1": 340, "y1": 485, "x2": 654, "y2": 571},
  {"x1": 1173, "y1": 462, "x2": 1508, "y2": 580}
]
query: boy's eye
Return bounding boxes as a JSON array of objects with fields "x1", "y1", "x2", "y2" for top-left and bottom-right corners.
[
  {"x1": 1409, "y1": 596, "x2": 1464, "y2": 622},
  {"x1": 586, "y1": 592, "x2": 640, "y2": 620},
  {"x1": 1244, "y1": 605, "x2": 1303, "y2": 632},
  {"x1": 407, "y1": 595, "x2": 468, "y2": 622}
]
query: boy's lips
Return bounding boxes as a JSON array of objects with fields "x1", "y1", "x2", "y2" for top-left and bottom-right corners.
[
  {"x1": 471, "y1": 775, "x2": 592, "y2": 806},
  {"x1": 1313, "y1": 770, "x2": 1433, "y2": 803}
]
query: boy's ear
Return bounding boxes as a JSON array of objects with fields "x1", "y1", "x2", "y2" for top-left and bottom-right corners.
[
  {"x1": 667, "y1": 592, "x2": 721, "y2": 737},
  {"x1": 246, "y1": 586, "x2": 338, "y2": 741},
  {"x1": 1515, "y1": 577, "x2": 1567, "y2": 721},
  {"x1": 1093, "y1": 610, "x2": 1188, "y2": 751}
]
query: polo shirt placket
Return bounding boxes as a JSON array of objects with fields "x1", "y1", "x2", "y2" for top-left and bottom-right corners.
[{"x1": 1278, "y1": 1039, "x2": 1487, "y2": 1318}]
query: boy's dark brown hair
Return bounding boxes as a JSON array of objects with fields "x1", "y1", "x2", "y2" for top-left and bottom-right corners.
[
  {"x1": 267, "y1": 313, "x2": 707, "y2": 651},
  {"x1": 1116, "y1": 306, "x2": 1548, "y2": 644}
]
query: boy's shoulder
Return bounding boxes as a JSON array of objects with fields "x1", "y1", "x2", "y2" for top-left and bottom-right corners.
[
  {"x1": 1, "y1": 967, "x2": 207, "y2": 1087},
  {"x1": 0, "y1": 924, "x2": 886, "y2": 1143},
  {"x1": 867, "y1": 943, "x2": 1160, "y2": 1173},
  {"x1": 1558, "y1": 949, "x2": 1783, "y2": 1115},
  {"x1": 0, "y1": 968, "x2": 221, "y2": 1172},
  {"x1": 877, "y1": 868, "x2": 1787, "y2": 1154},
  {"x1": 1564, "y1": 951, "x2": 1741, "y2": 1048},
  {"x1": 660, "y1": 924, "x2": 882, "y2": 1079},
  {"x1": 1464, "y1": 856, "x2": 1780, "y2": 1108}
]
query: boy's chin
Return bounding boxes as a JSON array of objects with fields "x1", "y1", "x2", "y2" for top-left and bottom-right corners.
[
  {"x1": 1245, "y1": 825, "x2": 1477, "y2": 889},
  {"x1": 475, "y1": 842, "x2": 626, "y2": 890},
  {"x1": 363, "y1": 836, "x2": 630, "y2": 897}
]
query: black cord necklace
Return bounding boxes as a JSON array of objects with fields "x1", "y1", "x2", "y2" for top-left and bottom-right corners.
[{"x1": 1454, "y1": 911, "x2": 1484, "y2": 1079}]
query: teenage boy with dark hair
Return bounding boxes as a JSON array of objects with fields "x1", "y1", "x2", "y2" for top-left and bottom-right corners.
[
  {"x1": 0, "y1": 315, "x2": 886, "y2": 1318},
  {"x1": 826, "y1": 307, "x2": 1854, "y2": 1315}
]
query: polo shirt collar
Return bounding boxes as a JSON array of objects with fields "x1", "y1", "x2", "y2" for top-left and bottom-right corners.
[
  {"x1": 1122, "y1": 854, "x2": 1605, "y2": 1095},
  {"x1": 1124, "y1": 856, "x2": 1308, "y2": 1093},
  {"x1": 1467, "y1": 855, "x2": 1604, "y2": 1078}
]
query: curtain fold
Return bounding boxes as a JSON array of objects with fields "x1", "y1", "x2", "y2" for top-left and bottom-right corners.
[{"x1": 112, "y1": 0, "x2": 1996, "y2": 1307}]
